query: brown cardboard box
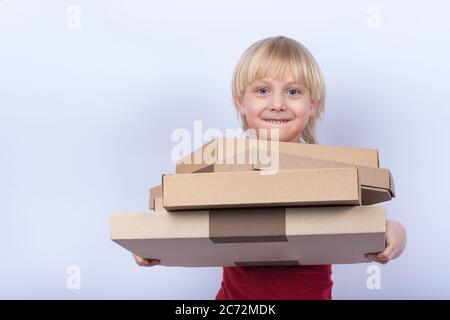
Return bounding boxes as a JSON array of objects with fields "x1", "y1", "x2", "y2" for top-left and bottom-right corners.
[
  {"x1": 176, "y1": 137, "x2": 380, "y2": 174},
  {"x1": 149, "y1": 185, "x2": 162, "y2": 210},
  {"x1": 110, "y1": 205, "x2": 386, "y2": 266},
  {"x1": 162, "y1": 167, "x2": 361, "y2": 210},
  {"x1": 178, "y1": 153, "x2": 394, "y2": 206},
  {"x1": 151, "y1": 153, "x2": 393, "y2": 210},
  {"x1": 252, "y1": 152, "x2": 394, "y2": 196},
  {"x1": 154, "y1": 197, "x2": 165, "y2": 212}
]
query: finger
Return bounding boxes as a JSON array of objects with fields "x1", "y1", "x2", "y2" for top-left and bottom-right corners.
[
  {"x1": 378, "y1": 235, "x2": 394, "y2": 260},
  {"x1": 137, "y1": 258, "x2": 150, "y2": 266},
  {"x1": 377, "y1": 247, "x2": 393, "y2": 261},
  {"x1": 365, "y1": 253, "x2": 389, "y2": 264},
  {"x1": 365, "y1": 254, "x2": 378, "y2": 262},
  {"x1": 147, "y1": 259, "x2": 161, "y2": 266},
  {"x1": 133, "y1": 255, "x2": 141, "y2": 263},
  {"x1": 376, "y1": 252, "x2": 389, "y2": 261},
  {"x1": 133, "y1": 254, "x2": 154, "y2": 266},
  {"x1": 141, "y1": 259, "x2": 160, "y2": 267}
]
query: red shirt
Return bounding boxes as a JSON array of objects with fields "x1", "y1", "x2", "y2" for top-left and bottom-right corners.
[{"x1": 215, "y1": 265, "x2": 333, "y2": 300}]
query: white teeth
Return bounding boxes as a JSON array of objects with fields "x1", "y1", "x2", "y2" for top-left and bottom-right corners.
[{"x1": 264, "y1": 119, "x2": 290, "y2": 124}]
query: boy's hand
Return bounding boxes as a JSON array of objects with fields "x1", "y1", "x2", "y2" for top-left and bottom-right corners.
[
  {"x1": 133, "y1": 254, "x2": 160, "y2": 267},
  {"x1": 365, "y1": 220, "x2": 407, "y2": 264}
]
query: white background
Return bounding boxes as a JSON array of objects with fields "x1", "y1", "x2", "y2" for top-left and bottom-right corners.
[{"x1": 0, "y1": 0, "x2": 449, "y2": 299}]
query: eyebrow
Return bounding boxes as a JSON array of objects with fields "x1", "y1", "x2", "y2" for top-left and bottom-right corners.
[{"x1": 253, "y1": 80, "x2": 303, "y2": 87}]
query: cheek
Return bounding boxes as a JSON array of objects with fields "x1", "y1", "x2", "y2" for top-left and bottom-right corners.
[
  {"x1": 242, "y1": 97, "x2": 264, "y2": 122},
  {"x1": 292, "y1": 103, "x2": 309, "y2": 120},
  {"x1": 245, "y1": 110, "x2": 261, "y2": 127}
]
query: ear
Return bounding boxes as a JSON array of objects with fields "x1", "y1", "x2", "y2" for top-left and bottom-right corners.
[
  {"x1": 235, "y1": 97, "x2": 245, "y2": 116},
  {"x1": 309, "y1": 99, "x2": 320, "y2": 117}
]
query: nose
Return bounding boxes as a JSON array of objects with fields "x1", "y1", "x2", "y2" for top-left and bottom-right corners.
[{"x1": 270, "y1": 94, "x2": 287, "y2": 112}]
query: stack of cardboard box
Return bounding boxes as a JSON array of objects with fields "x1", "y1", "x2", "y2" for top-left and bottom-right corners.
[{"x1": 110, "y1": 137, "x2": 395, "y2": 267}]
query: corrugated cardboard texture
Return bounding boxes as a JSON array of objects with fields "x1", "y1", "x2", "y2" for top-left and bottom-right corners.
[
  {"x1": 162, "y1": 167, "x2": 361, "y2": 210},
  {"x1": 110, "y1": 205, "x2": 386, "y2": 266},
  {"x1": 209, "y1": 207, "x2": 287, "y2": 243},
  {"x1": 361, "y1": 187, "x2": 392, "y2": 205},
  {"x1": 194, "y1": 163, "x2": 253, "y2": 173},
  {"x1": 154, "y1": 197, "x2": 166, "y2": 212},
  {"x1": 149, "y1": 185, "x2": 162, "y2": 210},
  {"x1": 285, "y1": 206, "x2": 386, "y2": 235},
  {"x1": 176, "y1": 137, "x2": 379, "y2": 173},
  {"x1": 252, "y1": 152, "x2": 395, "y2": 197},
  {"x1": 191, "y1": 153, "x2": 395, "y2": 203},
  {"x1": 111, "y1": 210, "x2": 209, "y2": 239}
]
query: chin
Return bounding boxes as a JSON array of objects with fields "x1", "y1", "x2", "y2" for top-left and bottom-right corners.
[
  {"x1": 278, "y1": 133, "x2": 299, "y2": 142},
  {"x1": 255, "y1": 128, "x2": 298, "y2": 142}
]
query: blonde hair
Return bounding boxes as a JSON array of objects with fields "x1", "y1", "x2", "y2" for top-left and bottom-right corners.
[{"x1": 232, "y1": 36, "x2": 325, "y2": 144}]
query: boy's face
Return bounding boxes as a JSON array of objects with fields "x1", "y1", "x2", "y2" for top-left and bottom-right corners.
[{"x1": 236, "y1": 71, "x2": 319, "y2": 142}]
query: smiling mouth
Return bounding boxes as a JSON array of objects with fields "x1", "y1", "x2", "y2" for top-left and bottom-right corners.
[{"x1": 262, "y1": 119, "x2": 292, "y2": 125}]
